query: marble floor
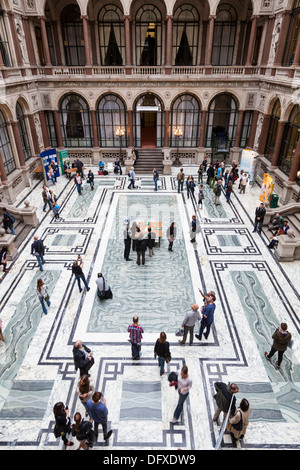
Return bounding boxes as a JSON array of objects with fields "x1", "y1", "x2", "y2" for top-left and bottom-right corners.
[{"x1": 0, "y1": 165, "x2": 299, "y2": 451}]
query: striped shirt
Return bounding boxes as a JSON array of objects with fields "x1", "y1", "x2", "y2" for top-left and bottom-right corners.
[{"x1": 128, "y1": 324, "x2": 144, "y2": 344}]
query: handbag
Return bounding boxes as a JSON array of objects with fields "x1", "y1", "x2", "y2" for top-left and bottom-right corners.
[
  {"x1": 175, "y1": 327, "x2": 184, "y2": 336},
  {"x1": 232, "y1": 410, "x2": 243, "y2": 431}
]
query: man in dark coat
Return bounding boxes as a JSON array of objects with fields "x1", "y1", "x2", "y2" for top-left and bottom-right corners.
[
  {"x1": 213, "y1": 382, "x2": 239, "y2": 423},
  {"x1": 253, "y1": 203, "x2": 266, "y2": 234},
  {"x1": 73, "y1": 340, "x2": 94, "y2": 377},
  {"x1": 135, "y1": 233, "x2": 147, "y2": 265}
]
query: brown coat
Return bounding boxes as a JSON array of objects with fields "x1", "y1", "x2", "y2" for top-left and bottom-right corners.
[
  {"x1": 272, "y1": 329, "x2": 291, "y2": 352},
  {"x1": 227, "y1": 406, "x2": 251, "y2": 439}
]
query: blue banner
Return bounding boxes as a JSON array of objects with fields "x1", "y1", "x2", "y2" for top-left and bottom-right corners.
[{"x1": 40, "y1": 149, "x2": 59, "y2": 183}]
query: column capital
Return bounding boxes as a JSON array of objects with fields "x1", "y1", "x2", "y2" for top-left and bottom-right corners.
[
  {"x1": 80, "y1": 15, "x2": 89, "y2": 21},
  {"x1": 209, "y1": 15, "x2": 216, "y2": 20}
]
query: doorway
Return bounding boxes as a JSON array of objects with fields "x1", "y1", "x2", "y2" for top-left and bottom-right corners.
[
  {"x1": 134, "y1": 93, "x2": 164, "y2": 148},
  {"x1": 141, "y1": 111, "x2": 157, "y2": 147}
]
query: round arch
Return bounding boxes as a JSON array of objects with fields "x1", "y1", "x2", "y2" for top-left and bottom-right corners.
[
  {"x1": 170, "y1": 92, "x2": 202, "y2": 147},
  {"x1": 205, "y1": 91, "x2": 239, "y2": 150},
  {"x1": 96, "y1": 93, "x2": 128, "y2": 147},
  {"x1": 133, "y1": 92, "x2": 165, "y2": 147},
  {"x1": 59, "y1": 92, "x2": 92, "y2": 147}
]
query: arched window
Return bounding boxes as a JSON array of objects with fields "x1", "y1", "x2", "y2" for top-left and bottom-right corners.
[
  {"x1": 172, "y1": 4, "x2": 199, "y2": 66},
  {"x1": 98, "y1": 5, "x2": 125, "y2": 66},
  {"x1": 212, "y1": 3, "x2": 237, "y2": 66},
  {"x1": 205, "y1": 93, "x2": 238, "y2": 150},
  {"x1": 59, "y1": 94, "x2": 92, "y2": 147},
  {"x1": 282, "y1": 0, "x2": 300, "y2": 66},
  {"x1": 264, "y1": 100, "x2": 281, "y2": 161},
  {"x1": 170, "y1": 94, "x2": 201, "y2": 147},
  {"x1": 61, "y1": 4, "x2": 85, "y2": 66},
  {"x1": 135, "y1": 5, "x2": 162, "y2": 66},
  {"x1": 0, "y1": 110, "x2": 15, "y2": 175},
  {"x1": 278, "y1": 105, "x2": 300, "y2": 176},
  {"x1": 97, "y1": 94, "x2": 127, "y2": 147},
  {"x1": 0, "y1": 6, "x2": 12, "y2": 66},
  {"x1": 16, "y1": 102, "x2": 32, "y2": 161},
  {"x1": 240, "y1": 111, "x2": 253, "y2": 148}
]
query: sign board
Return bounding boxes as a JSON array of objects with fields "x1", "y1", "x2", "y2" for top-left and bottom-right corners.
[
  {"x1": 40, "y1": 148, "x2": 60, "y2": 183},
  {"x1": 259, "y1": 173, "x2": 274, "y2": 203},
  {"x1": 239, "y1": 148, "x2": 258, "y2": 184},
  {"x1": 58, "y1": 149, "x2": 69, "y2": 173},
  {"x1": 136, "y1": 106, "x2": 159, "y2": 112}
]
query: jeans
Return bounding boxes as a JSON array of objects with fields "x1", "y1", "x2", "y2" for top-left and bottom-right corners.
[
  {"x1": 154, "y1": 178, "x2": 158, "y2": 191},
  {"x1": 131, "y1": 342, "x2": 141, "y2": 359},
  {"x1": 128, "y1": 178, "x2": 135, "y2": 189},
  {"x1": 3, "y1": 224, "x2": 16, "y2": 235},
  {"x1": 75, "y1": 274, "x2": 89, "y2": 292},
  {"x1": 94, "y1": 420, "x2": 108, "y2": 440},
  {"x1": 174, "y1": 391, "x2": 189, "y2": 420},
  {"x1": 266, "y1": 347, "x2": 284, "y2": 366},
  {"x1": 158, "y1": 356, "x2": 166, "y2": 375},
  {"x1": 198, "y1": 320, "x2": 212, "y2": 340},
  {"x1": 253, "y1": 220, "x2": 263, "y2": 233},
  {"x1": 178, "y1": 180, "x2": 183, "y2": 193},
  {"x1": 39, "y1": 296, "x2": 50, "y2": 315},
  {"x1": 35, "y1": 253, "x2": 45, "y2": 271},
  {"x1": 76, "y1": 184, "x2": 82, "y2": 194},
  {"x1": 43, "y1": 199, "x2": 53, "y2": 211}
]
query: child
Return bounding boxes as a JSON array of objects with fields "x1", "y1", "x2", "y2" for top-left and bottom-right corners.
[{"x1": 53, "y1": 204, "x2": 60, "y2": 219}]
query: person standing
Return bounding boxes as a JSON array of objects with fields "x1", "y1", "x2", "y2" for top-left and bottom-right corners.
[
  {"x1": 226, "y1": 398, "x2": 251, "y2": 445},
  {"x1": 135, "y1": 232, "x2": 147, "y2": 265},
  {"x1": 153, "y1": 168, "x2": 159, "y2": 191},
  {"x1": 73, "y1": 340, "x2": 94, "y2": 377},
  {"x1": 31, "y1": 235, "x2": 45, "y2": 271},
  {"x1": 189, "y1": 215, "x2": 197, "y2": 243},
  {"x1": 87, "y1": 170, "x2": 94, "y2": 190},
  {"x1": 239, "y1": 171, "x2": 248, "y2": 194},
  {"x1": 53, "y1": 402, "x2": 73, "y2": 447},
  {"x1": 71, "y1": 412, "x2": 94, "y2": 450},
  {"x1": 128, "y1": 167, "x2": 135, "y2": 189},
  {"x1": 36, "y1": 279, "x2": 51, "y2": 315},
  {"x1": 72, "y1": 255, "x2": 90, "y2": 293},
  {"x1": 48, "y1": 165, "x2": 56, "y2": 185},
  {"x1": 172, "y1": 366, "x2": 192, "y2": 423},
  {"x1": 197, "y1": 185, "x2": 204, "y2": 209},
  {"x1": 154, "y1": 332, "x2": 171, "y2": 376},
  {"x1": 206, "y1": 164, "x2": 215, "y2": 187},
  {"x1": 128, "y1": 316, "x2": 144, "y2": 360},
  {"x1": 86, "y1": 392, "x2": 113, "y2": 442},
  {"x1": 195, "y1": 291, "x2": 216, "y2": 341},
  {"x1": 178, "y1": 304, "x2": 201, "y2": 346},
  {"x1": 147, "y1": 226, "x2": 156, "y2": 257},
  {"x1": 42, "y1": 185, "x2": 53, "y2": 212},
  {"x1": 77, "y1": 374, "x2": 95, "y2": 418},
  {"x1": 197, "y1": 163, "x2": 203, "y2": 184},
  {"x1": 166, "y1": 222, "x2": 176, "y2": 252},
  {"x1": 186, "y1": 175, "x2": 196, "y2": 199},
  {"x1": 202, "y1": 156, "x2": 208, "y2": 173},
  {"x1": 123, "y1": 224, "x2": 132, "y2": 261},
  {"x1": 213, "y1": 382, "x2": 239, "y2": 423},
  {"x1": 265, "y1": 323, "x2": 292, "y2": 369},
  {"x1": 74, "y1": 172, "x2": 83, "y2": 195},
  {"x1": 177, "y1": 168, "x2": 185, "y2": 193},
  {"x1": 213, "y1": 180, "x2": 222, "y2": 206},
  {"x1": 2, "y1": 208, "x2": 16, "y2": 235},
  {"x1": 225, "y1": 179, "x2": 233, "y2": 203},
  {"x1": 253, "y1": 203, "x2": 266, "y2": 234}
]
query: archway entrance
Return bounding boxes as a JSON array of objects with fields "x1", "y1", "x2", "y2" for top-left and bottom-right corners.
[{"x1": 134, "y1": 94, "x2": 163, "y2": 148}]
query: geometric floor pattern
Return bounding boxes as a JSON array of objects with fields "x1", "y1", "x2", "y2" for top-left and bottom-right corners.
[{"x1": 0, "y1": 166, "x2": 299, "y2": 451}]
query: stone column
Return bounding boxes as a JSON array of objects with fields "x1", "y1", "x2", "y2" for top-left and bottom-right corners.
[
  {"x1": 127, "y1": 110, "x2": 134, "y2": 148},
  {"x1": 81, "y1": 15, "x2": 92, "y2": 73},
  {"x1": 89, "y1": 20, "x2": 98, "y2": 66},
  {"x1": 53, "y1": 110, "x2": 63, "y2": 149},
  {"x1": 164, "y1": 109, "x2": 170, "y2": 147},
  {"x1": 287, "y1": 131, "x2": 300, "y2": 184},
  {"x1": 38, "y1": 110, "x2": 51, "y2": 149},
  {"x1": 199, "y1": 110, "x2": 207, "y2": 148},
  {"x1": 91, "y1": 110, "x2": 99, "y2": 148},
  {"x1": 124, "y1": 15, "x2": 132, "y2": 73},
  {"x1": 261, "y1": 15, "x2": 275, "y2": 67},
  {"x1": 10, "y1": 121, "x2": 26, "y2": 168},
  {"x1": 28, "y1": 114, "x2": 40, "y2": 156},
  {"x1": 0, "y1": 151, "x2": 9, "y2": 185},
  {"x1": 234, "y1": 110, "x2": 245, "y2": 147},
  {"x1": 7, "y1": 10, "x2": 25, "y2": 75},
  {"x1": 0, "y1": 43, "x2": 8, "y2": 78},
  {"x1": 51, "y1": 21, "x2": 62, "y2": 65},
  {"x1": 274, "y1": 10, "x2": 292, "y2": 66},
  {"x1": 247, "y1": 110, "x2": 259, "y2": 148},
  {"x1": 270, "y1": 121, "x2": 286, "y2": 168},
  {"x1": 39, "y1": 16, "x2": 52, "y2": 68},
  {"x1": 206, "y1": 15, "x2": 215, "y2": 67},
  {"x1": 22, "y1": 16, "x2": 37, "y2": 71},
  {"x1": 236, "y1": 20, "x2": 246, "y2": 65},
  {"x1": 165, "y1": 15, "x2": 173, "y2": 73},
  {"x1": 257, "y1": 114, "x2": 271, "y2": 154},
  {"x1": 246, "y1": 15, "x2": 259, "y2": 66}
]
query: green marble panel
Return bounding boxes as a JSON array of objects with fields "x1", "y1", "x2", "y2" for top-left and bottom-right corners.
[
  {"x1": 203, "y1": 185, "x2": 227, "y2": 218},
  {"x1": 120, "y1": 381, "x2": 162, "y2": 421},
  {"x1": 217, "y1": 234, "x2": 241, "y2": 246},
  {"x1": 52, "y1": 234, "x2": 76, "y2": 246}
]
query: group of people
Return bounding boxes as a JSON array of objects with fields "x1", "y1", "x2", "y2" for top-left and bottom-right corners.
[{"x1": 123, "y1": 222, "x2": 157, "y2": 264}]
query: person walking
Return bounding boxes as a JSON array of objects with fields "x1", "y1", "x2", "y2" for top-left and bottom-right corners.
[
  {"x1": 2, "y1": 208, "x2": 16, "y2": 235},
  {"x1": 77, "y1": 374, "x2": 94, "y2": 417},
  {"x1": 147, "y1": 226, "x2": 156, "y2": 257},
  {"x1": 31, "y1": 235, "x2": 45, "y2": 271},
  {"x1": 189, "y1": 215, "x2": 198, "y2": 243},
  {"x1": 87, "y1": 170, "x2": 94, "y2": 190},
  {"x1": 195, "y1": 291, "x2": 216, "y2": 341},
  {"x1": 239, "y1": 171, "x2": 248, "y2": 194},
  {"x1": 74, "y1": 172, "x2": 83, "y2": 195},
  {"x1": 153, "y1": 168, "x2": 159, "y2": 191},
  {"x1": 206, "y1": 164, "x2": 215, "y2": 187},
  {"x1": 128, "y1": 167, "x2": 135, "y2": 189},
  {"x1": 135, "y1": 232, "x2": 147, "y2": 265},
  {"x1": 0, "y1": 246, "x2": 8, "y2": 272},
  {"x1": 225, "y1": 179, "x2": 233, "y2": 203},
  {"x1": 86, "y1": 391, "x2": 113, "y2": 442},
  {"x1": 253, "y1": 203, "x2": 266, "y2": 234},
  {"x1": 186, "y1": 175, "x2": 196, "y2": 199},
  {"x1": 36, "y1": 279, "x2": 51, "y2": 315},
  {"x1": 226, "y1": 398, "x2": 251, "y2": 446},
  {"x1": 197, "y1": 185, "x2": 204, "y2": 209},
  {"x1": 123, "y1": 224, "x2": 132, "y2": 261},
  {"x1": 197, "y1": 163, "x2": 203, "y2": 184},
  {"x1": 177, "y1": 168, "x2": 185, "y2": 193},
  {"x1": 72, "y1": 255, "x2": 90, "y2": 293},
  {"x1": 172, "y1": 366, "x2": 192, "y2": 423},
  {"x1": 154, "y1": 332, "x2": 171, "y2": 376},
  {"x1": 71, "y1": 412, "x2": 94, "y2": 450},
  {"x1": 73, "y1": 340, "x2": 94, "y2": 377},
  {"x1": 265, "y1": 323, "x2": 292, "y2": 369},
  {"x1": 213, "y1": 180, "x2": 222, "y2": 206},
  {"x1": 166, "y1": 222, "x2": 176, "y2": 252},
  {"x1": 213, "y1": 382, "x2": 239, "y2": 424},
  {"x1": 42, "y1": 185, "x2": 53, "y2": 212},
  {"x1": 128, "y1": 316, "x2": 144, "y2": 360},
  {"x1": 53, "y1": 402, "x2": 73, "y2": 447},
  {"x1": 178, "y1": 304, "x2": 201, "y2": 346}
]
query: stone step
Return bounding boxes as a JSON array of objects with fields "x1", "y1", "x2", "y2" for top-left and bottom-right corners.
[{"x1": 287, "y1": 214, "x2": 300, "y2": 235}]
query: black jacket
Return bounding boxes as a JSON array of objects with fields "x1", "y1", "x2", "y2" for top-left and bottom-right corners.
[
  {"x1": 73, "y1": 344, "x2": 91, "y2": 371},
  {"x1": 31, "y1": 239, "x2": 45, "y2": 256},
  {"x1": 255, "y1": 206, "x2": 266, "y2": 222},
  {"x1": 136, "y1": 237, "x2": 147, "y2": 252}
]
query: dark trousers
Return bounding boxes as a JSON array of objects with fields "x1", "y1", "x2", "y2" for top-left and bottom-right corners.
[
  {"x1": 198, "y1": 320, "x2": 212, "y2": 340},
  {"x1": 137, "y1": 250, "x2": 145, "y2": 265},
  {"x1": 124, "y1": 240, "x2": 131, "y2": 260},
  {"x1": 266, "y1": 347, "x2": 284, "y2": 366},
  {"x1": 94, "y1": 420, "x2": 108, "y2": 440},
  {"x1": 79, "y1": 357, "x2": 94, "y2": 377}
]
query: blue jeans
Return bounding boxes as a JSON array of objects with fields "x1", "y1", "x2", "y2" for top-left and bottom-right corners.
[
  {"x1": 3, "y1": 224, "x2": 16, "y2": 235},
  {"x1": 39, "y1": 296, "x2": 50, "y2": 315},
  {"x1": 154, "y1": 178, "x2": 158, "y2": 191},
  {"x1": 35, "y1": 253, "x2": 45, "y2": 271},
  {"x1": 253, "y1": 220, "x2": 263, "y2": 233},
  {"x1": 158, "y1": 356, "x2": 166, "y2": 375},
  {"x1": 76, "y1": 184, "x2": 82, "y2": 194},
  {"x1": 198, "y1": 320, "x2": 212, "y2": 340},
  {"x1": 178, "y1": 181, "x2": 183, "y2": 193},
  {"x1": 75, "y1": 274, "x2": 89, "y2": 292},
  {"x1": 174, "y1": 391, "x2": 189, "y2": 420},
  {"x1": 128, "y1": 178, "x2": 135, "y2": 189},
  {"x1": 131, "y1": 342, "x2": 141, "y2": 359},
  {"x1": 43, "y1": 200, "x2": 53, "y2": 211}
]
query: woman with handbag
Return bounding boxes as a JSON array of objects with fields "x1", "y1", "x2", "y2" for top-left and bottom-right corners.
[
  {"x1": 226, "y1": 398, "x2": 251, "y2": 445},
  {"x1": 36, "y1": 279, "x2": 50, "y2": 315},
  {"x1": 172, "y1": 365, "x2": 192, "y2": 423},
  {"x1": 71, "y1": 412, "x2": 94, "y2": 450},
  {"x1": 53, "y1": 402, "x2": 73, "y2": 448},
  {"x1": 154, "y1": 332, "x2": 171, "y2": 376}
]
